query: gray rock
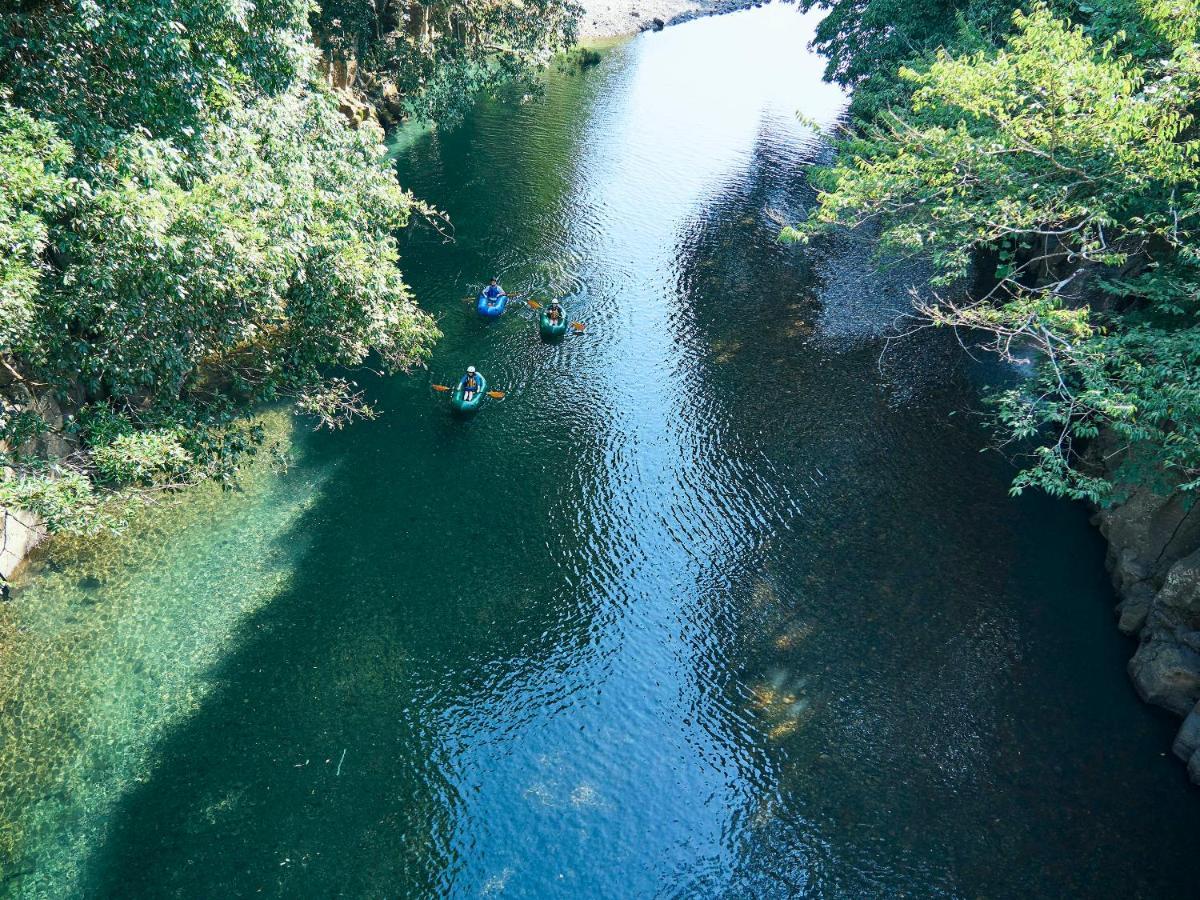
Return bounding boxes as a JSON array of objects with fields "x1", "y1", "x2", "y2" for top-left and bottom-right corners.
[
  {"x1": 1129, "y1": 638, "x2": 1200, "y2": 716},
  {"x1": 0, "y1": 507, "x2": 44, "y2": 581},
  {"x1": 1153, "y1": 547, "x2": 1200, "y2": 630},
  {"x1": 1097, "y1": 484, "x2": 1200, "y2": 582},
  {"x1": 1116, "y1": 583, "x2": 1154, "y2": 635},
  {"x1": 1112, "y1": 546, "x2": 1151, "y2": 592},
  {"x1": 1172, "y1": 701, "x2": 1200, "y2": 762},
  {"x1": 1189, "y1": 748, "x2": 1200, "y2": 786}
]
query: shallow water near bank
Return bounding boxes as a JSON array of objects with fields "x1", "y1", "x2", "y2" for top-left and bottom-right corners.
[{"x1": 3, "y1": 5, "x2": 1200, "y2": 897}]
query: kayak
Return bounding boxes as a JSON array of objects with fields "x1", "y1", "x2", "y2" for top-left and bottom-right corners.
[
  {"x1": 451, "y1": 372, "x2": 488, "y2": 413},
  {"x1": 476, "y1": 292, "x2": 508, "y2": 318},
  {"x1": 539, "y1": 309, "x2": 568, "y2": 340}
]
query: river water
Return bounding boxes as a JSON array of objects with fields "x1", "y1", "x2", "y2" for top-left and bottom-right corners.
[{"x1": 3, "y1": 5, "x2": 1200, "y2": 897}]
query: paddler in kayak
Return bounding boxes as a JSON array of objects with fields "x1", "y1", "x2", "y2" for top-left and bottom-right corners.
[
  {"x1": 482, "y1": 278, "x2": 506, "y2": 304},
  {"x1": 547, "y1": 300, "x2": 564, "y2": 325},
  {"x1": 460, "y1": 366, "x2": 480, "y2": 401}
]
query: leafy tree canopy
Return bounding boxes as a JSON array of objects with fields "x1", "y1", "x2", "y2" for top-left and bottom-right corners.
[
  {"x1": 315, "y1": 0, "x2": 582, "y2": 122},
  {"x1": 793, "y1": 3, "x2": 1200, "y2": 501},
  {"x1": 0, "y1": 0, "x2": 492, "y2": 535}
]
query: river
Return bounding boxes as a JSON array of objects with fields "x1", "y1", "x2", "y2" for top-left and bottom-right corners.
[{"x1": 2, "y1": 5, "x2": 1199, "y2": 897}]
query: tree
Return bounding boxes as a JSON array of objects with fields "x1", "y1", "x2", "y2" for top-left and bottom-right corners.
[
  {"x1": 315, "y1": 0, "x2": 582, "y2": 122},
  {"x1": 795, "y1": 0, "x2": 1025, "y2": 118},
  {"x1": 0, "y1": 99, "x2": 71, "y2": 358},
  {"x1": 0, "y1": 1, "x2": 449, "y2": 533},
  {"x1": 792, "y1": 5, "x2": 1200, "y2": 500}
]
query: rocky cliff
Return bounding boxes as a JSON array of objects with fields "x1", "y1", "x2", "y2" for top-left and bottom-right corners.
[{"x1": 1094, "y1": 454, "x2": 1200, "y2": 784}]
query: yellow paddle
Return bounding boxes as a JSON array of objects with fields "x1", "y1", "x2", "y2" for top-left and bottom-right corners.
[{"x1": 432, "y1": 384, "x2": 505, "y2": 399}]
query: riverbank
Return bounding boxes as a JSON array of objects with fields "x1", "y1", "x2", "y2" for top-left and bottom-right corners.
[{"x1": 577, "y1": 0, "x2": 762, "y2": 38}]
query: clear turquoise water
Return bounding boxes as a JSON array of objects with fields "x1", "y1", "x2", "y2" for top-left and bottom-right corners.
[{"x1": 3, "y1": 6, "x2": 1200, "y2": 897}]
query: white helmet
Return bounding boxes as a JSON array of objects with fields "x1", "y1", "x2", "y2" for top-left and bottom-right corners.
[{"x1": 467, "y1": 366, "x2": 476, "y2": 374}]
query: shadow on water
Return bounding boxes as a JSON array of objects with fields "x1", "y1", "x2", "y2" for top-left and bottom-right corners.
[
  {"x1": 642, "y1": 126, "x2": 1200, "y2": 896},
  {"x1": 82, "y1": 395, "x2": 609, "y2": 897}
]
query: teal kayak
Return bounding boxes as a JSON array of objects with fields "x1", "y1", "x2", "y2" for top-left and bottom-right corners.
[
  {"x1": 539, "y1": 309, "x2": 568, "y2": 340},
  {"x1": 451, "y1": 372, "x2": 488, "y2": 413}
]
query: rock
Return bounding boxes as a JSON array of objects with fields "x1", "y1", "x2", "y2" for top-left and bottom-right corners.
[
  {"x1": 1092, "y1": 444, "x2": 1200, "y2": 784},
  {"x1": 1129, "y1": 637, "x2": 1200, "y2": 716},
  {"x1": 4, "y1": 383, "x2": 78, "y2": 460},
  {"x1": 1096, "y1": 481, "x2": 1200, "y2": 582},
  {"x1": 1112, "y1": 546, "x2": 1152, "y2": 592},
  {"x1": 1172, "y1": 701, "x2": 1200, "y2": 762},
  {"x1": 336, "y1": 90, "x2": 374, "y2": 129},
  {"x1": 0, "y1": 506, "x2": 44, "y2": 582},
  {"x1": 651, "y1": 16, "x2": 665, "y2": 29},
  {"x1": 318, "y1": 53, "x2": 358, "y2": 91},
  {"x1": 1116, "y1": 582, "x2": 1154, "y2": 635},
  {"x1": 1151, "y1": 547, "x2": 1200, "y2": 630}
]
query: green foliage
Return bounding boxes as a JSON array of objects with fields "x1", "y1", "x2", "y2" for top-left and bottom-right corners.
[
  {"x1": 555, "y1": 46, "x2": 603, "y2": 73},
  {"x1": 796, "y1": 0, "x2": 1028, "y2": 118},
  {"x1": 798, "y1": 3, "x2": 1200, "y2": 500},
  {"x1": 0, "y1": 470, "x2": 106, "y2": 535},
  {"x1": 295, "y1": 378, "x2": 378, "y2": 430},
  {"x1": 0, "y1": 404, "x2": 49, "y2": 453},
  {"x1": 0, "y1": 101, "x2": 72, "y2": 355},
  {"x1": 315, "y1": 0, "x2": 582, "y2": 122},
  {"x1": 39, "y1": 87, "x2": 438, "y2": 405},
  {"x1": 0, "y1": 0, "x2": 465, "y2": 534},
  {"x1": 0, "y1": 0, "x2": 312, "y2": 145},
  {"x1": 805, "y1": 8, "x2": 1200, "y2": 276},
  {"x1": 91, "y1": 431, "x2": 194, "y2": 486}
]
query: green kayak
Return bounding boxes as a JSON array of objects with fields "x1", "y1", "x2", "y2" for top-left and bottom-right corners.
[
  {"x1": 451, "y1": 372, "x2": 488, "y2": 413},
  {"x1": 539, "y1": 309, "x2": 568, "y2": 340}
]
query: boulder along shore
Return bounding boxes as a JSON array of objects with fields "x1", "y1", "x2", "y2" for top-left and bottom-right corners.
[
  {"x1": 577, "y1": 0, "x2": 765, "y2": 38},
  {"x1": 1094, "y1": 443, "x2": 1200, "y2": 785}
]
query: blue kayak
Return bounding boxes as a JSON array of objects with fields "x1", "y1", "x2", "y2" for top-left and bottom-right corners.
[{"x1": 476, "y1": 292, "x2": 508, "y2": 318}]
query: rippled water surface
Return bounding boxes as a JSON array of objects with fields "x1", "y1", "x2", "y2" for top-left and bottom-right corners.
[{"x1": 4, "y1": 6, "x2": 1200, "y2": 897}]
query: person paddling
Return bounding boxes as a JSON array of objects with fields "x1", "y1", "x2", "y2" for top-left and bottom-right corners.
[
  {"x1": 482, "y1": 278, "x2": 506, "y2": 305},
  {"x1": 547, "y1": 300, "x2": 564, "y2": 324},
  {"x1": 460, "y1": 366, "x2": 480, "y2": 401}
]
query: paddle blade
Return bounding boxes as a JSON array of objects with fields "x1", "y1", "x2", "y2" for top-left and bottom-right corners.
[
  {"x1": 432, "y1": 384, "x2": 452, "y2": 392},
  {"x1": 527, "y1": 300, "x2": 542, "y2": 309},
  {"x1": 571, "y1": 322, "x2": 586, "y2": 332},
  {"x1": 485, "y1": 390, "x2": 505, "y2": 399}
]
